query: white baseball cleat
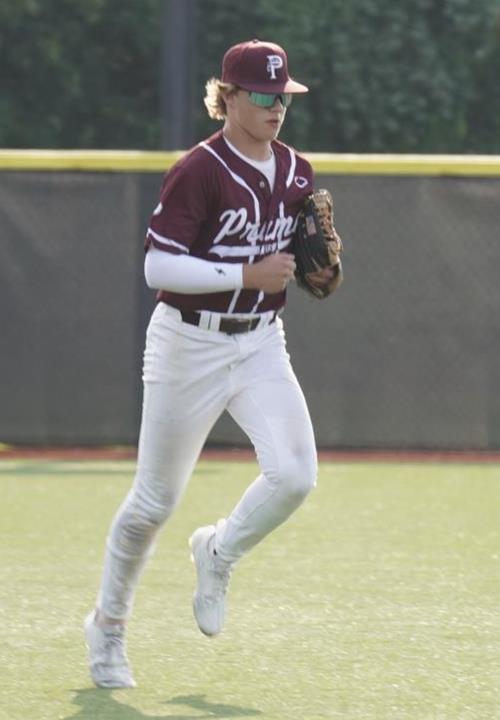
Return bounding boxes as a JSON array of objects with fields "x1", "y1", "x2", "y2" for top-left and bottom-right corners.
[
  {"x1": 189, "y1": 521, "x2": 233, "y2": 637},
  {"x1": 84, "y1": 609, "x2": 136, "y2": 688}
]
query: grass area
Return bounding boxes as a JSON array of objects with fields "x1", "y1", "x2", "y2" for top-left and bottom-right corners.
[{"x1": 1, "y1": 459, "x2": 500, "y2": 720}]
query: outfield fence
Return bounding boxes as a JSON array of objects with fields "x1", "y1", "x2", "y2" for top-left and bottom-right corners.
[{"x1": 1, "y1": 151, "x2": 499, "y2": 450}]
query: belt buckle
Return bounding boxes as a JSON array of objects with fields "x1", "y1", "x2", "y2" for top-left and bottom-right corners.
[
  {"x1": 223, "y1": 318, "x2": 247, "y2": 334},
  {"x1": 220, "y1": 317, "x2": 256, "y2": 335}
]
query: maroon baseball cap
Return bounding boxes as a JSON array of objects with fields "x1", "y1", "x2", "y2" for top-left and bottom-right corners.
[{"x1": 221, "y1": 39, "x2": 308, "y2": 94}]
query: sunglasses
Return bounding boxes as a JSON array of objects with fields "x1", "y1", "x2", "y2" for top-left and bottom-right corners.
[{"x1": 247, "y1": 91, "x2": 293, "y2": 108}]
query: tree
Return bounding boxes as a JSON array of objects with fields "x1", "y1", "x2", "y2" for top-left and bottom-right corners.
[
  {"x1": 0, "y1": 0, "x2": 498, "y2": 152},
  {"x1": 0, "y1": 0, "x2": 160, "y2": 148}
]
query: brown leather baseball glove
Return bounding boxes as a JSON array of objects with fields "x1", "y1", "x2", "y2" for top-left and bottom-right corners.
[{"x1": 292, "y1": 189, "x2": 344, "y2": 299}]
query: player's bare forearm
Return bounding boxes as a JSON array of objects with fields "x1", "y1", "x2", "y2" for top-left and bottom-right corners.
[{"x1": 242, "y1": 253, "x2": 296, "y2": 294}]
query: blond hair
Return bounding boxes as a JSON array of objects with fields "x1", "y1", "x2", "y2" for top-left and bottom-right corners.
[{"x1": 204, "y1": 78, "x2": 238, "y2": 120}]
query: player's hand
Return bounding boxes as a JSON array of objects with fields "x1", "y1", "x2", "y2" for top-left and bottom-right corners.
[
  {"x1": 242, "y1": 253, "x2": 296, "y2": 294},
  {"x1": 306, "y1": 261, "x2": 341, "y2": 288}
]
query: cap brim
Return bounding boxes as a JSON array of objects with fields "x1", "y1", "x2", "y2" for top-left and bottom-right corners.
[
  {"x1": 238, "y1": 78, "x2": 309, "y2": 94},
  {"x1": 284, "y1": 79, "x2": 309, "y2": 93}
]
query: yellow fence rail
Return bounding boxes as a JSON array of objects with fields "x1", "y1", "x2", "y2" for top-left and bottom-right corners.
[{"x1": 1, "y1": 149, "x2": 500, "y2": 176}]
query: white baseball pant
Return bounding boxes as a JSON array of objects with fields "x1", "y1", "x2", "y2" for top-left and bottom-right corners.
[{"x1": 98, "y1": 302, "x2": 318, "y2": 619}]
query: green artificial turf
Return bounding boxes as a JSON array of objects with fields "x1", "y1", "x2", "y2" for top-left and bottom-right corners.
[{"x1": 1, "y1": 459, "x2": 499, "y2": 720}]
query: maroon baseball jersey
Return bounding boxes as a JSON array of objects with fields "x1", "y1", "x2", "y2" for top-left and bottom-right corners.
[{"x1": 145, "y1": 129, "x2": 314, "y2": 314}]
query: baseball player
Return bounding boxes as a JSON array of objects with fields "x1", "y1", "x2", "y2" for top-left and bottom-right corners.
[{"x1": 84, "y1": 38, "x2": 325, "y2": 688}]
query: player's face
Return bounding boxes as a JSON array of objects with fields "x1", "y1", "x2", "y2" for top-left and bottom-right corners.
[{"x1": 225, "y1": 89, "x2": 287, "y2": 144}]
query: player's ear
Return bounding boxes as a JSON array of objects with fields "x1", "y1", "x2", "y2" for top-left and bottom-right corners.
[{"x1": 222, "y1": 85, "x2": 240, "y2": 110}]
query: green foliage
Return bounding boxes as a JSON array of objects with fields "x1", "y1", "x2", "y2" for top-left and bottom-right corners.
[
  {"x1": 195, "y1": 0, "x2": 500, "y2": 152},
  {"x1": 0, "y1": 0, "x2": 499, "y2": 151},
  {"x1": 465, "y1": 8, "x2": 500, "y2": 151},
  {"x1": 0, "y1": 0, "x2": 161, "y2": 148}
]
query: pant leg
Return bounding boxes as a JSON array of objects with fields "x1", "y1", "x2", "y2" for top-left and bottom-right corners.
[
  {"x1": 215, "y1": 319, "x2": 318, "y2": 563},
  {"x1": 98, "y1": 304, "x2": 236, "y2": 619}
]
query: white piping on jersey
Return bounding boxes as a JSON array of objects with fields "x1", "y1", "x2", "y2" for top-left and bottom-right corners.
[
  {"x1": 251, "y1": 290, "x2": 265, "y2": 314},
  {"x1": 200, "y1": 140, "x2": 263, "y2": 314},
  {"x1": 285, "y1": 147, "x2": 296, "y2": 188},
  {"x1": 248, "y1": 176, "x2": 291, "y2": 312},
  {"x1": 147, "y1": 228, "x2": 188, "y2": 253},
  {"x1": 223, "y1": 135, "x2": 276, "y2": 190},
  {"x1": 199, "y1": 142, "x2": 261, "y2": 224},
  {"x1": 227, "y1": 289, "x2": 242, "y2": 314}
]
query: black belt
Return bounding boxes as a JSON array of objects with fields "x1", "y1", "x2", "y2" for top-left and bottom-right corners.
[{"x1": 180, "y1": 310, "x2": 276, "y2": 335}]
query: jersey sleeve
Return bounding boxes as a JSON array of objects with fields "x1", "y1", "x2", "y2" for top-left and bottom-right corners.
[
  {"x1": 295, "y1": 154, "x2": 315, "y2": 195},
  {"x1": 145, "y1": 151, "x2": 211, "y2": 255}
]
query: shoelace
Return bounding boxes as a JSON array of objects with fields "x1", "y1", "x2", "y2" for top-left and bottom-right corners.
[
  {"x1": 210, "y1": 560, "x2": 232, "y2": 598},
  {"x1": 102, "y1": 629, "x2": 128, "y2": 666}
]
